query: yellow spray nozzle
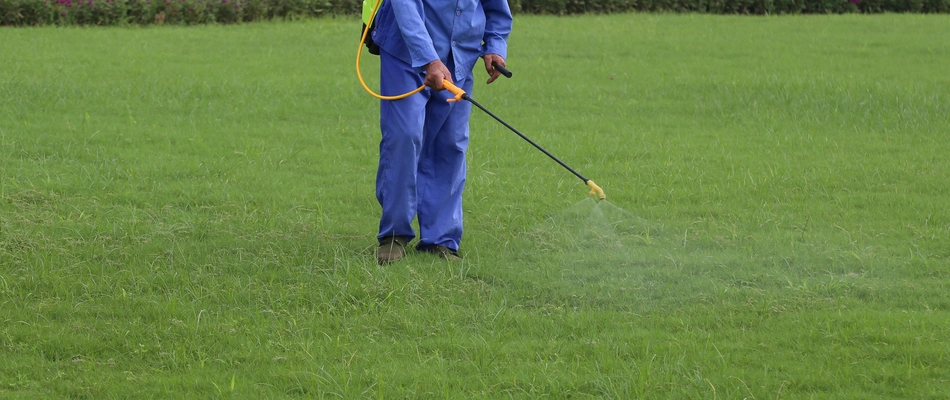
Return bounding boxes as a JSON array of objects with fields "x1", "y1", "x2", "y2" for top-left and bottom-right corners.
[
  {"x1": 442, "y1": 80, "x2": 466, "y2": 103},
  {"x1": 586, "y1": 180, "x2": 606, "y2": 200}
]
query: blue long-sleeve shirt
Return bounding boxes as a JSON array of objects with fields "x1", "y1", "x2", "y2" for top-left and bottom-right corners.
[{"x1": 371, "y1": 0, "x2": 512, "y2": 80}]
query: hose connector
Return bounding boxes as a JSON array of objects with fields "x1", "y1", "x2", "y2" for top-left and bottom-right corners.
[
  {"x1": 586, "y1": 180, "x2": 606, "y2": 200},
  {"x1": 442, "y1": 80, "x2": 466, "y2": 103}
]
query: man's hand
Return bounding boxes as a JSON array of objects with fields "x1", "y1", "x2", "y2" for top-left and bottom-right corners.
[
  {"x1": 483, "y1": 54, "x2": 506, "y2": 84},
  {"x1": 423, "y1": 60, "x2": 452, "y2": 91}
]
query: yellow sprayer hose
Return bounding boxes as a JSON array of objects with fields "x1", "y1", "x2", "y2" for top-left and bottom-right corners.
[{"x1": 356, "y1": 0, "x2": 425, "y2": 101}]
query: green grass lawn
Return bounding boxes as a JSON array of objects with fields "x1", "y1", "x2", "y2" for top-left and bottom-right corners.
[{"x1": 2, "y1": 14, "x2": 949, "y2": 398}]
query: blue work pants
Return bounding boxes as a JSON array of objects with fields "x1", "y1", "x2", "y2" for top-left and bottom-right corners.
[{"x1": 376, "y1": 50, "x2": 474, "y2": 252}]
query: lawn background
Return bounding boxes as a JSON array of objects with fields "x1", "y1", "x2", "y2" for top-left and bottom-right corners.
[{"x1": 2, "y1": 14, "x2": 949, "y2": 398}]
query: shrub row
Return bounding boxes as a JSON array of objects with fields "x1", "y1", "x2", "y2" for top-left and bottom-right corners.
[
  {"x1": 0, "y1": 0, "x2": 360, "y2": 26},
  {"x1": 1, "y1": 0, "x2": 947, "y2": 26}
]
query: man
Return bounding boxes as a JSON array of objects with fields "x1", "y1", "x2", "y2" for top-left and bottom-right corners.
[{"x1": 370, "y1": 0, "x2": 512, "y2": 264}]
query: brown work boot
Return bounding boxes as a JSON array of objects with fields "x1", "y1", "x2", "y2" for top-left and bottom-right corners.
[
  {"x1": 425, "y1": 245, "x2": 461, "y2": 261},
  {"x1": 376, "y1": 237, "x2": 407, "y2": 264}
]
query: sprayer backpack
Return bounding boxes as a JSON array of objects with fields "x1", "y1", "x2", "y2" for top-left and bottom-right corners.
[{"x1": 361, "y1": 0, "x2": 381, "y2": 56}]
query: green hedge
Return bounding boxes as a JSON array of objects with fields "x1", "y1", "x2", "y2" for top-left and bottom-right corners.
[
  {"x1": 1, "y1": 0, "x2": 947, "y2": 26},
  {"x1": 0, "y1": 0, "x2": 361, "y2": 25}
]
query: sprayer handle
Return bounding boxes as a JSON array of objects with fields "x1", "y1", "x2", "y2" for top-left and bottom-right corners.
[
  {"x1": 492, "y1": 62, "x2": 512, "y2": 78},
  {"x1": 442, "y1": 80, "x2": 466, "y2": 103}
]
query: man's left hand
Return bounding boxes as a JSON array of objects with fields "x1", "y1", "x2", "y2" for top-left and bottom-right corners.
[{"x1": 483, "y1": 54, "x2": 506, "y2": 84}]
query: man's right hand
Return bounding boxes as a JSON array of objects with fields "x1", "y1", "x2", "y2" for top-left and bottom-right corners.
[{"x1": 423, "y1": 60, "x2": 452, "y2": 91}]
